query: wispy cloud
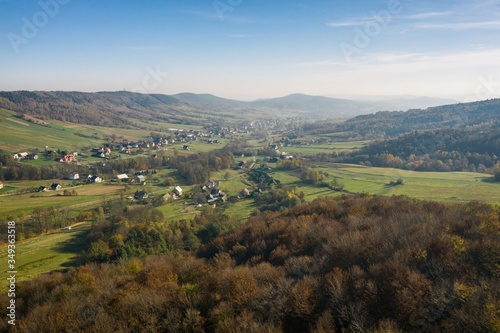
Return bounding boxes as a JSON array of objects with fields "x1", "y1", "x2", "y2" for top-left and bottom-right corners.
[
  {"x1": 342, "y1": 48, "x2": 500, "y2": 70},
  {"x1": 402, "y1": 11, "x2": 451, "y2": 19},
  {"x1": 415, "y1": 21, "x2": 500, "y2": 30},
  {"x1": 326, "y1": 17, "x2": 383, "y2": 27}
]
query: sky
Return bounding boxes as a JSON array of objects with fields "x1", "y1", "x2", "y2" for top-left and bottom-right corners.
[{"x1": 1, "y1": 0, "x2": 500, "y2": 101}]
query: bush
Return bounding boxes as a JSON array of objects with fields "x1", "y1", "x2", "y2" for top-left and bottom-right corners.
[{"x1": 494, "y1": 163, "x2": 500, "y2": 181}]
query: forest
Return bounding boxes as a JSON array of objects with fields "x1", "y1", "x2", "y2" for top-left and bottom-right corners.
[
  {"x1": 303, "y1": 99, "x2": 500, "y2": 140},
  {"x1": 307, "y1": 126, "x2": 500, "y2": 173},
  {"x1": 2, "y1": 195, "x2": 498, "y2": 332},
  {"x1": 0, "y1": 91, "x2": 204, "y2": 128}
]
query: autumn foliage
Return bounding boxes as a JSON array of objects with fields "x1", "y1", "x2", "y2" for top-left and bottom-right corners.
[{"x1": 2, "y1": 195, "x2": 499, "y2": 332}]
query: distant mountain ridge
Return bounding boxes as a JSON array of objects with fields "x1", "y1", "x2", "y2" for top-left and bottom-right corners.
[
  {"x1": 0, "y1": 91, "x2": 387, "y2": 126},
  {"x1": 0, "y1": 90, "x2": 487, "y2": 129}
]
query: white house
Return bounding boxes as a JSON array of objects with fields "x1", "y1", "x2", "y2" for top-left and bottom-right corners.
[
  {"x1": 50, "y1": 183, "x2": 62, "y2": 191},
  {"x1": 116, "y1": 174, "x2": 129, "y2": 182},
  {"x1": 134, "y1": 175, "x2": 146, "y2": 183},
  {"x1": 173, "y1": 186, "x2": 183, "y2": 196},
  {"x1": 69, "y1": 173, "x2": 80, "y2": 180},
  {"x1": 90, "y1": 175, "x2": 102, "y2": 183}
]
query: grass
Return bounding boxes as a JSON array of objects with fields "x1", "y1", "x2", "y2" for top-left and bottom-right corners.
[
  {"x1": 269, "y1": 164, "x2": 500, "y2": 204},
  {"x1": 282, "y1": 140, "x2": 370, "y2": 155},
  {"x1": 0, "y1": 222, "x2": 91, "y2": 290},
  {"x1": 0, "y1": 183, "x2": 123, "y2": 219},
  {"x1": 0, "y1": 109, "x2": 103, "y2": 152}
]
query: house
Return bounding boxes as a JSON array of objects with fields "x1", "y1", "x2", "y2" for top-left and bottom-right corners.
[
  {"x1": 134, "y1": 191, "x2": 148, "y2": 200},
  {"x1": 28, "y1": 153, "x2": 39, "y2": 160},
  {"x1": 134, "y1": 175, "x2": 146, "y2": 184},
  {"x1": 260, "y1": 164, "x2": 272, "y2": 172},
  {"x1": 236, "y1": 161, "x2": 247, "y2": 169},
  {"x1": 240, "y1": 188, "x2": 251, "y2": 197},
  {"x1": 50, "y1": 183, "x2": 62, "y2": 191},
  {"x1": 14, "y1": 152, "x2": 28, "y2": 159},
  {"x1": 69, "y1": 173, "x2": 80, "y2": 180},
  {"x1": 205, "y1": 179, "x2": 216, "y2": 189},
  {"x1": 173, "y1": 186, "x2": 183, "y2": 196},
  {"x1": 183, "y1": 145, "x2": 190, "y2": 151},
  {"x1": 115, "y1": 174, "x2": 129, "y2": 182},
  {"x1": 0, "y1": 181, "x2": 3, "y2": 190},
  {"x1": 37, "y1": 186, "x2": 48, "y2": 192},
  {"x1": 89, "y1": 175, "x2": 102, "y2": 183},
  {"x1": 60, "y1": 154, "x2": 77, "y2": 163}
]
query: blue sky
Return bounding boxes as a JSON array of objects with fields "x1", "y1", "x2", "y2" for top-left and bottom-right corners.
[{"x1": 1, "y1": 0, "x2": 500, "y2": 101}]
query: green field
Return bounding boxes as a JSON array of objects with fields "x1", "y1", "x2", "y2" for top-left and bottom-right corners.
[
  {"x1": 0, "y1": 222, "x2": 91, "y2": 290},
  {"x1": 0, "y1": 183, "x2": 123, "y2": 219},
  {"x1": 0, "y1": 108, "x2": 218, "y2": 154},
  {"x1": 0, "y1": 108, "x2": 103, "y2": 152},
  {"x1": 271, "y1": 164, "x2": 500, "y2": 204},
  {"x1": 281, "y1": 141, "x2": 370, "y2": 155}
]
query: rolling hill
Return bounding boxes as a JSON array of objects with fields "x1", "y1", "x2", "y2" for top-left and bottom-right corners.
[
  {"x1": 0, "y1": 91, "x2": 401, "y2": 128},
  {"x1": 248, "y1": 93, "x2": 381, "y2": 118},
  {"x1": 304, "y1": 98, "x2": 500, "y2": 139}
]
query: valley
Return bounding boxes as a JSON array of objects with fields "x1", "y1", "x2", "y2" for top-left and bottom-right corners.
[{"x1": 0, "y1": 92, "x2": 499, "y2": 332}]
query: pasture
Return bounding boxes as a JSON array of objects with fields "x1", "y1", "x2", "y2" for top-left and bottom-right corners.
[
  {"x1": 0, "y1": 222, "x2": 91, "y2": 290},
  {"x1": 271, "y1": 164, "x2": 500, "y2": 204}
]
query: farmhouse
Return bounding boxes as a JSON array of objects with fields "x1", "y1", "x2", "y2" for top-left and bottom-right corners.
[
  {"x1": 69, "y1": 173, "x2": 80, "y2": 180},
  {"x1": 28, "y1": 153, "x2": 39, "y2": 160},
  {"x1": 134, "y1": 191, "x2": 149, "y2": 200},
  {"x1": 60, "y1": 154, "x2": 77, "y2": 163},
  {"x1": 50, "y1": 183, "x2": 62, "y2": 191},
  {"x1": 37, "y1": 186, "x2": 48, "y2": 192},
  {"x1": 240, "y1": 188, "x2": 251, "y2": 197},
  {"x1": 116, "y1": 174, "x2": 129, "y2": 182},
  {"x1": 13, "y1": 152, "x2": 28, "y2": 159},
  {"x1": 205, "y1": 179, "x2": 216, "y2": 189},
  {"x1": 173, "y1": 186, "x2": 183, "y2": 196},
  {"x1": 89, "y1": 175, "x2": 102, "y2": 183},
  {"x1": 236, "y1": 160, "x2": 247, "y2": 169},
  {"x1": 134, "y1": 175, "x2": 146, "y2": 183}
]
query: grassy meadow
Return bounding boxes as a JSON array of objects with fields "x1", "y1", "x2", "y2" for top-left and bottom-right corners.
[
  {"x1": 271, "y1": 164, "x2": 500, "y2": 204},
  {"x1": 0, "y1": 183, "x2": 124, "y2": 220},
  {"x1": 0, "y1": 222, "x2": 91, "y2": 290}
]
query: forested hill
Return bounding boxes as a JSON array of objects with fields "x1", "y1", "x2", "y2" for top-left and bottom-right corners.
[
  {"x1": 2, "y1": 196, "x2": 498, "y2": 332},
  {"x1": 0, "y1": 91, "x2": 205, "y2": 128},
  {"x1": 337, "y1": 126, "x2": 500, "y2": 172},
  {"x1": 304, "y1": 98, "x2": 500, "y2": 140}
]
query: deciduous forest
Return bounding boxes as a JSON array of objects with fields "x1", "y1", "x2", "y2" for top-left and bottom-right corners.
[{"x1": 2, "y1": 195, "x2": 498, "y2": 332}]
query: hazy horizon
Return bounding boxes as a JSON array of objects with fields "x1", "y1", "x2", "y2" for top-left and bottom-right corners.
[{"x1": 2, "y1": 0, "x2": 500, "y2": 102}]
